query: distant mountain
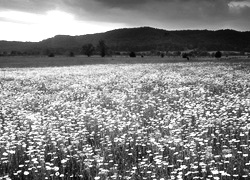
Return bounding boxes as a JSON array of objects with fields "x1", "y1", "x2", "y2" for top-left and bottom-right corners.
[{"x1": 1, "y1": 27, "x2": 250, "y2": 55}]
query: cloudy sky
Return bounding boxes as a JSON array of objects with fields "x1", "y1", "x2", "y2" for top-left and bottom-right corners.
[{"x1": 0, "y1": 0, "x2": 250, "y2": 42}]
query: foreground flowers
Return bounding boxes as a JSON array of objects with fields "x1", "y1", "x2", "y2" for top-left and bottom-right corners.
[{"x1": 0, "y1": 61, "x2": 250, "y2": 179}]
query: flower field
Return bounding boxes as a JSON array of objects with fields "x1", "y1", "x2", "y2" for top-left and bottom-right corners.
[{"x1": 0, "y1": 61, "x2": 250, "y2": 180}]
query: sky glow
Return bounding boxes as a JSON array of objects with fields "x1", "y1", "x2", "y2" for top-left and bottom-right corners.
[
  {"x1": 0, "y1": 0, "x2": 249, "y2": 42},
  {"x1": 0, "y1": 10, "x2": 124, "y2": 42}
]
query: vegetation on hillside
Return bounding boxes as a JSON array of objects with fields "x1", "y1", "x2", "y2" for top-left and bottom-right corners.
[
  {"x1": 82, "y1": 44, "x2": 95, "y2": 57},
  {"x1": 97, "y1": 40, "x2": 108, "y2": 57},
  {"x1": 1, "y1": 27, "x2": 250, "y2": 56}
]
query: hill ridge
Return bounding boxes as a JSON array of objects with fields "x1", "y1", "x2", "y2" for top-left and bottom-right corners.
[{"x1": 1, "y1": 26, "x2": 250, "y2": 55}]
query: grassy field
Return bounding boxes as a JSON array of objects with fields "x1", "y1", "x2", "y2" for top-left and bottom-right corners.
[
  {"x1": 1, "y1": 55, "x2": 248, "y2": 68},
  {"x1": 0, "y1": 57, "x2": 250, "y2": 179},
  {"x1": 0, "y1": 56, "x2": 181, "y2": 68}
]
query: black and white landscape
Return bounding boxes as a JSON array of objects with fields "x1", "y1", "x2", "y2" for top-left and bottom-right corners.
[{"x1": 1, "y1": 1, "x2": 250, "y2": 180}]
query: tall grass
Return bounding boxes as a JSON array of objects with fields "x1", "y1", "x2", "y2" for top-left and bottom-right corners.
[{"x1": 0, "y1": 61, "x2": 250, "y2": 179}]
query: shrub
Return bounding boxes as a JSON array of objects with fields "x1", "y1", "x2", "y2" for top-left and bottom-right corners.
[
  {"x1": 48, "y1": 53, "x2": 55, "y2": 57},
  {"x1": 182, "y1": 53, "x2": 188, "y2": 58},
  {"x1": 182, "y1": 53, "x2": 191, "y2": 60},
  {"x1": 215, "y1": 51, "x2": 222, "y2": 58},
  {"x1": 129, "y1": 52, "x2": 136, "y2": 58}
]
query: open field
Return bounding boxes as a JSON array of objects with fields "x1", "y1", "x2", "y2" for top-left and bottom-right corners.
[
  {"x1": 0, "y1": 56, "x2": 201, "y2": 68},
  {"x1": 0, "y1": 56, "x2": 249, "y2": 68},
  {"x1": 1, "y1": 59, "x2": 250, "y2": 179}
]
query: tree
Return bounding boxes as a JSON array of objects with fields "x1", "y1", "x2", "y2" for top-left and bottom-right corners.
[
  {"x1": 97, "y1": 40, "x2": 108, "y2": 57},
  {"x1": 215, "y1": 51, "x2": 222, "y2": 59},
  {"x1": 68, "y1": 51, "x2": 74, "y2": 57},
  {"x1": 82, "y1": 44, "x2": 95, "y2": 57}
]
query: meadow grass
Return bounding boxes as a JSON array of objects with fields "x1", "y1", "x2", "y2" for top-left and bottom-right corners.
[
  {"x1": 0, "y1": 58, "x2": 250, "y2": 179},
  {"x1": 1, "y1": 55, "x2": 247, "y2": 68}
]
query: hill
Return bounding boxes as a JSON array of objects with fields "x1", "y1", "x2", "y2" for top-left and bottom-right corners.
[{"x1": 1, "y1": 27, "x2": 250, "y2": 55}]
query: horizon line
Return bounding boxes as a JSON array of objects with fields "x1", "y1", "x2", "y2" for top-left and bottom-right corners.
[{"x1": 1, "y1": 26, "x2": 249, "y2": 43}]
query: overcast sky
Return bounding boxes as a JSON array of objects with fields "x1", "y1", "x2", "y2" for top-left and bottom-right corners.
[{"x1": 0, "y1": 0, "x2": 250, "y2": 42}]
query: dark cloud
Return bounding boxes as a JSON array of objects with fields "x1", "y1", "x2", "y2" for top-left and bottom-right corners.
[
  {"x1": 0, "y1": 0, "x2": 58, "y2": 14},
  {"x1": 0, "y1": 0, "x2": 250, "y2": 31},
  {"x1": 58, "y1": 0, "x2": 250, "y2": 30},
  {"x1": 93, "y1": 0, "x2": 151, "y2": 8}
]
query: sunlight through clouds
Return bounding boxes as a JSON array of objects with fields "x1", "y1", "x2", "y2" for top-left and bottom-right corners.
[
  {"x1": 229, "y1": 1, "x2": 250, "y2": 8},
  {"x1": 0, "y1": 11, "x2": 43, "y2": 24},
  {"x1": 0, "y1": 10, "x2": 123, "y2": 42},
  {"x1": 228, "y1": 1, "x2": 250, "y2": 14},
  {"x1": 0, "y1": 0, "x2": 250, "y2": 41},
  {"x1": 45, "y1": 10, "x2": 74, "y2": 25}
]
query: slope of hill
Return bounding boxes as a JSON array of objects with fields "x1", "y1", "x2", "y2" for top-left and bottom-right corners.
[{"x1": 1, "y1": 27, "x2": 250, "y2": 54}]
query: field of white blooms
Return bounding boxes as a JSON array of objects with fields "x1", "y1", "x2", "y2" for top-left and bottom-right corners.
[{"x1": 1, "y1": 61, "x2": 250, "y2": 180}]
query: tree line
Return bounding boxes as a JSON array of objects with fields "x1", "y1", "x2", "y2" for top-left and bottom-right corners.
[
  {"x1": 2, "y1": 38, "x2": 246, "y2": 60},
  {"x1": 82, "y1": 40, "x2": 108, "y2": 57}
]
